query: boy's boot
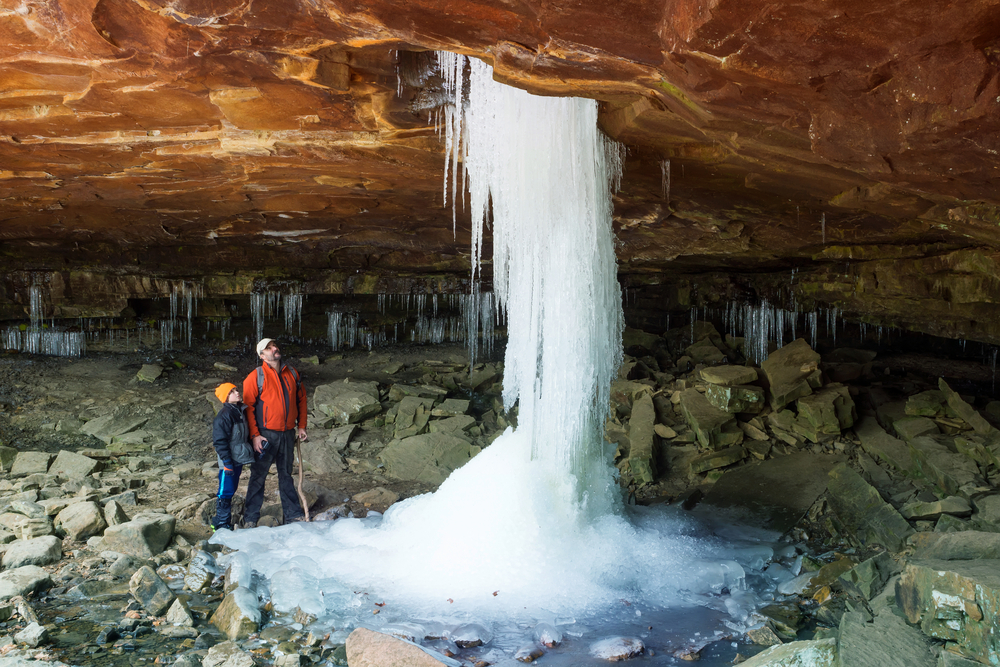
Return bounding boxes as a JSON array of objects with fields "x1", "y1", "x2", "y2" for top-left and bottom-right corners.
[{"x1": 212, "y1": 497, "x2": 233, "y2": 531}]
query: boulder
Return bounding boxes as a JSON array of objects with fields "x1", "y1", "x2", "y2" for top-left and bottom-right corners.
[
  {"x1": 378, "y1": 433, "x2": 480, "y2": 486},
  {"x1": 0, "y1": 446, "x2": 17, "y2": 472},
  {"x1": 1, "y1": 536, "x2": 62, "y2": 569},
  {"x1": 705, "y1": 383, "x2": 765, "y2": 414},
  {"x1": 9, "y1": 452, "x2": 52, "y2": 477},
  {"x1": 104, "y1": 500, "x2": 130, "y2": 526},
  {"x1": 203, "y1": 641, "x2": 257, "y2": 667},
  {"x1": 900, "y1": 497, "x2": 972, "y2": 521},
  {"x1": 393, "y1": 396, "x2": 436, "y2": 438},
  {"x1": 898, "y1": 559, "x2": 1000, "y2": 665},
  {"x1": 795, "y1": 384, "x2": 856, "y2": 438},
  {"x1": 129, "y1": 565, "x2": 176, "y2": 616},
  {"x1": 47, "y1": 450, "x2": 100, "y2": 480},
  {"x1": 589, "y1": 637, "x2": 645, "y2": 660},
  {"x1": 100, "y1": 513, "x2": 175, "y2": 558},
  {"x1": 678, "y1": 389, "x2": 743, "y2": 449},
  {"x1": 906, "y1": 390, "x2": 948, "y2": 417},
  {"x1": 346, "y1": 628, "x2": 453, "y2": 667},
  {"x1": 974, "y1": 494, "x2": 1000, "y2": 530},
  {"x1": 300, "y1": 436, "x2": 348, "y2": 475},
  {"x1": 352, "y1": 487, "x2": 400, "y2": 508},
  {"x1": 837, "y1": 610, "x2": 935, "y2": 667},
  {"x1": 737, "y1": 638, "x2": 836, "y2": 667},
  {"x1": 627, "y1": 393, "x2": 657, "y2": 485},
  {"x1": 0, "y1": 565, "x2": 51, "y2": 601},
  {"x1": 14, "y1": 621, "x2": 49, "y2": 648},
  {"x1": 210, "y1": 587, "x2": 261, "y2": 640},
  {"x1": 685, "y1": 339, "x2": 726, "y2": 364},
  {"x1": 136, "y1": 364, "x2": 163, "y2": 382},
  {"x1": 826, "y1": 463, "x2": 913, "y2": 551},
  {"x1": 325, "y1": 424, "x2": 357, "y2": 451},
  {"x1": 313, "y1": 380, "x2": 382, "y2": 425},
  {"x1": 54, "y1": 501, "x2": 107, "y2": 541},
  {"x1": 759, "y1": 338, "x2": 823, "y2": 410},
  {"x1": 184, "y1": 550, "x2": 218, "y2": 592},
  {"x1": 700, "y1": 365, "x2": 758, "y2": 386},
  {"x1": 165, "y1": 598, "x2": 195, "y2": 627},
  {"x1": 838, "y1": 552, "x2": 899, "y2": 600},
  {"x1": 622, "y1": 328, "x2": 663, "y2": 351}
]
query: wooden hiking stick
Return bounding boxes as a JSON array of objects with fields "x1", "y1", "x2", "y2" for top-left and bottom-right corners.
[{"x1": 295, "y1": 436, "x2": 311, "y2": 522}]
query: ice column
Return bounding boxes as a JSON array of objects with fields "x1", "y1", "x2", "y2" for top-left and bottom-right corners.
[{"x1": 440, "y1": 54, "x2": 624, "y2": 503}]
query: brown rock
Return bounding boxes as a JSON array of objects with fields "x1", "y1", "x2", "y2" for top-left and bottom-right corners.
[{"x1": 346, "y1": 627, "x2": 451, "y2": 667}]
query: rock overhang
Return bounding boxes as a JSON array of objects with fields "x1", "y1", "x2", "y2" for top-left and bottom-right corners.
[{"x1": 1, "y1": 0, "x2": 999, "y2": 341}]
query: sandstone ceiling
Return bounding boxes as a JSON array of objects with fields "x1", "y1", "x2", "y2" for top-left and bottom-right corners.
[{"x1": 2, "y1": 0, "x2": 1000, "y2": 340}]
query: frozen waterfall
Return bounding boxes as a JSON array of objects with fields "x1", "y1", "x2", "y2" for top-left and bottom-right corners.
[{"x1": 214, "y1": 55, "x2": 788, "y2": 664}]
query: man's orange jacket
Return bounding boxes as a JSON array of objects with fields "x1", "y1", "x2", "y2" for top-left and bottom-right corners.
[{"x1": 242, "y1": 363, "x2": 308, "y2": 437}]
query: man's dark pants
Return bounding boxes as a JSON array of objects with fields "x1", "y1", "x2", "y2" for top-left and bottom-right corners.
[{"x1": 243, "y1": 427, "x2": 305, "y2": 523}]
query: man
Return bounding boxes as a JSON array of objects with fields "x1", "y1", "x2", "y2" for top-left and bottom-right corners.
[{"x1": 242, "y1": 338, "x2": 308, "y2": 526}]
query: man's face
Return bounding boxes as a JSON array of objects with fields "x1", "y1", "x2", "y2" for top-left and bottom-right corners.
[{"x1": 260, "y1": 341, "x2": 281, "y2": 363}]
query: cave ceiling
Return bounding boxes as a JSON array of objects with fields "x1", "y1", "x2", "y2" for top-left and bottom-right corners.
[{"x1": 2, "y1": 0, "x2": 1000, "y2": 339}]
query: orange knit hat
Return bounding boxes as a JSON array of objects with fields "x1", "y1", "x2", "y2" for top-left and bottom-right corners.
[{"x1": 214, "y1": 382, "x2": 237, "y2": 403}]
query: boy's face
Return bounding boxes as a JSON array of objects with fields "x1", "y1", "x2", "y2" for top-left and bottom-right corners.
[{"x1": 227, "y1": 388, "x2": 241, "y2": 404}]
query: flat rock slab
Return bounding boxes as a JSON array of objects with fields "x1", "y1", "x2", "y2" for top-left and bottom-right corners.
[
  {"x1": 893, "y1": 416, "x2": 940, "y2": 441},
  {"x1": 737, "y1": 638, "x2": 836, "y2": 667},
  {"x1": 80, "y1": 413, "x2": 150, "y2": 445},
  {"x1": 700, "y1": 365, "x2": 758, "y2": 386},
  {"x1": 346, "y1": 628, "x2": 455, "y2": 667},
  {"x1": 837, "y1": 610, "x2": 935, "y2": 667},
  {"x1": 702, "y1": 452, "x2": 845, "y2": 532},
  {"x1": 909, "y1": 531, "x2": 1000, "y2": 560},
  {"x1": 9, "y1": 452, "x2": 53, "y2": 477},
  {"x1": 901, "y1": 496, "x2": 972, "y2": 520},
  {"x1": 856, "y1": 417, "x2": 916, "y2": 474},
  {"x1": 898, "y1": 559, "x2": 1000, "y2": 666},
  {"x1": 826, "y1": 463, "x2": 914, "y2": 551},
  {"x1": 48, "y1": 450, "x2": 100, "y2": 480}
]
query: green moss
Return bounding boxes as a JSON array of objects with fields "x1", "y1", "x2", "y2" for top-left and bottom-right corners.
[{"x1": 656, "y1": 80, "x2": 704, "y2": 116}]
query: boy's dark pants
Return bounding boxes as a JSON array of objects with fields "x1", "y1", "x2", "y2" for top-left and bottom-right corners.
[
  {"x1": 211, "y1": 458, "x2": 243, "y2": 530},
  {"x1": 243, "y1": 427, "x2": 305, "y2": 524}
]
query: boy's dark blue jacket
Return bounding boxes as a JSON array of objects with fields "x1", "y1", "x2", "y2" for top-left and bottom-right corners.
[{"x1": 212, "y1": 402, "x2": 250, "y2": 466}]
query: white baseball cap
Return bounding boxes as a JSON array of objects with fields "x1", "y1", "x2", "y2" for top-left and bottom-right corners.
[{"x1": 256, "y1": 338, "x2": 275, "y2": 355}]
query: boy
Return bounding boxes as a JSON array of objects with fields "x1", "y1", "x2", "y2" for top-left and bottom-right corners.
[{"x1": 211, "y1": 382, "x2": 255, "y2": 531}]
